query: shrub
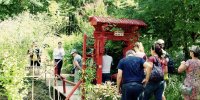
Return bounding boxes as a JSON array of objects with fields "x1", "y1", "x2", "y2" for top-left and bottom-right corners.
[
  {"x1": 165, "y1": 74, "x2": 184, "y2": 100},
  {"x1": 85, "y1": 82, "x2": 120, "y2": 100}
]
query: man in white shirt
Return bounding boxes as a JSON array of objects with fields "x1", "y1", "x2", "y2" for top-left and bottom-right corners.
[
  {"x1": 53, "y1": 42, "x2": 65, "y2": 75},
  {"x1": 102, "y1": 49, "x2": 113, "y2": 83}
]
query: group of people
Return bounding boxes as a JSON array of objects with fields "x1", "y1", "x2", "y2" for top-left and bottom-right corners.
[
  {"x1": 28, "y1": 39, "x2": 200, "y2": 99},
  {"x1": 116, "y1": 39, "x2": 200, "y2": 100},
  {"x1": 28, "y1": 41, "x2": 82, "y2": 83}
]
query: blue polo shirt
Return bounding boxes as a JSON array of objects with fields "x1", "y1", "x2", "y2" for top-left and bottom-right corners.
[{"x1": 117, "y1": 56, "x2": 145, "y2": 84}]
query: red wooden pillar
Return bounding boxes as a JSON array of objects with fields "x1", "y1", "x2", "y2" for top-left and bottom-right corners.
[
  {"x1": 81, "y1": 34, "x2": 87, "y2": 100},
  {"x1": 96, "y1": 36, "x2": 105, "y2": 84}
]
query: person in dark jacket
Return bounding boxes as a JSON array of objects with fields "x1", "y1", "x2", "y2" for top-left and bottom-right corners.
[{"x1": 117, "y1": 50, "x2": 152, "y2": 100}]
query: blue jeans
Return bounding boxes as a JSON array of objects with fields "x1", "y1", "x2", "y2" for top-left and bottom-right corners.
[
  {"x1": 143, "y1": 81, "x2": 165, "y2": 100},
  {"x1": 122, "y1": 82, "x2": 144, "y2": 100}
]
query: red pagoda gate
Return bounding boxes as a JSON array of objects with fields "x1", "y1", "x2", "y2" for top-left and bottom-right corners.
[{"x1": 82, "y1": 16, "x2": 147, "y2": 84}]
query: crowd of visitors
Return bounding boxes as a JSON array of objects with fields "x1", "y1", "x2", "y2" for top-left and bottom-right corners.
[
  {"x1": 116, "y1": 39, "x2": 200, "y2": 100},
  {"x1": 27, "y1": 38, "x2": 200, "y2": 99}
]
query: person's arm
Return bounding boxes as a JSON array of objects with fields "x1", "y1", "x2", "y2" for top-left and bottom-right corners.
[
  {"x1": 163, "y1": 61, "x2": 168, "y2": 74},
  {"x1": 117, "y1": 69, "x2": 122, "y2": 93},
  {"x1": 162, "y1": 59, "x2": 168, "y2": 74},
  {"x1": 178, "y1": 61, "x2": 187, "y2": 73},
  {"x1": 142, "y1": 62, "x2": 152, "y2": 86},
  {"x1": 164, "y1": 65, "x2": 168, "y2": 74},
  {"x1": 74, "y1": 60, "x2": 81, "y2": 70},
  {"x1": 61, "y1": 48, "x2": 65, "y2": 57}
]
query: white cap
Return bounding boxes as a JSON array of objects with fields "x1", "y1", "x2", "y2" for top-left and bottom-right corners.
[{"x1": 157, "y1": 39, "x2": 165, "y2": 44}]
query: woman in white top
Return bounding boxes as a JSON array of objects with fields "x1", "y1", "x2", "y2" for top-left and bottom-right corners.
[{"x1": 53, "y1": 42, "x2": 65, "y2": 75}]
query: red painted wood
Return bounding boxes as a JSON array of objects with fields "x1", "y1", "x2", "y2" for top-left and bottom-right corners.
[{"x1": 86, "y1": 16, "x2": 147, "y2": 85}]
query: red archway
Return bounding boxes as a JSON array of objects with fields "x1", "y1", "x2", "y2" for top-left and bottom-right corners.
[{"x1": 83, "y1": 16, "x2": 147, "y2": 84}]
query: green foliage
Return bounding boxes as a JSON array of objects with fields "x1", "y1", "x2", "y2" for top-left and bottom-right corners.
[
  {"x1": 0, "y1": 0, "x2": 49, "y2": 20},
  {"x1": 84, "y1": 58, "x2": 96, "y2": 84},
  {"x1": 24, "y1": 79, "x2": 51, "y2": 100},
  {"x1": 0, "y1": 11, "x2": 61, "y2": 99},
  {"x1": 138, "y1": 0, "x2": 200, "y2": 59},
  {"x1": 85, "y1": 82, "x2": 120, "y2": 100},
  {"x1": 165, "y1": 74, "x2": 185, "y2": 100},
  {"x1": 2, "y1": 0, "x2": 200, "y2": 99},
  {"x1": 105, "y1": 0, "x2": 139, "y2": 18},
  {"x1": 47, "y1": 49, "x2": 54, "y2": 61}
]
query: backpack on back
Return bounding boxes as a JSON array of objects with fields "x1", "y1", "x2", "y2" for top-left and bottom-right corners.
[
  {"x1": 166, "y1": 55, "x2": 175, "y2": 74},
  {"x1": 150, "y1": 57, "x2": 164, "y2": 82}
]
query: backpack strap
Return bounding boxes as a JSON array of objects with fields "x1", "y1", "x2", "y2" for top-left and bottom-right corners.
[{"x1": 154, "y1": 56, "x2": 162, "y2": 67}]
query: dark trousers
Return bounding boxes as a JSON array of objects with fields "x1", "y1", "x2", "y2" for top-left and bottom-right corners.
[
  {"x1": 102, "y1": 73, "x2": 111, "y2": 83},
  {"x1": 30, "y1": 60, "x2": 41, "y2": 66},
  {"x1": 122, "y1": 82, "x2": 144, "y2": 100},
  {"x1": 143, "y1": 81, "x2": 164, "y2": 100},
  {"x1": 54, "y1": 59, "x2": 63, "y2": 75}
]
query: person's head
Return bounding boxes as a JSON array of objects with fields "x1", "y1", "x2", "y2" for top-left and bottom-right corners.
[
  {"x1": 134, "y1": 42, "x2": 144, "y2": 52},
  {"x1": 32, "y1": 41, "x2": 36, "y2": 47},
  {"x1": 70, "y1": 49, "x2": 77, "y2": 57},
  {"x1": 126, "y1": 50, "x2": 135, "y2": 57},
  {"x1": 189, "y1": 45, "x2": 200, "y2": 58},
  {"x1": 156, "y1": 39, "x2": 165, "y2": 49},
  {"x1": 151, "y1": 43, "x2": 163, "y2": 58},
  {"x1": 58, "y1": 42, "x2": 62, "y2": 48}
]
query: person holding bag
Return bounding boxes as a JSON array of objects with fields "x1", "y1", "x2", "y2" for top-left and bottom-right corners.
[
  {"x1": 143, "y1": 43, "x2": 167, "y2": 100},
  {"x1": 178, "y1": 45, "x2": 200, "y2": 100}
]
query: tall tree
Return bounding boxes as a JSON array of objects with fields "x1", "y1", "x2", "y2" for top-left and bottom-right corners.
[{"x1": 0, "y1": 0, "x2": 49, "y2": 20}]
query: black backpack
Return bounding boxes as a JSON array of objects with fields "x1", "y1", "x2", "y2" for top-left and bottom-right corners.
[{"x1": 166, "y1": 55, "x2": 175, "y2": 74}]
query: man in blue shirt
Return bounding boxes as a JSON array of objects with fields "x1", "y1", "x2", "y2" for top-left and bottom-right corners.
[{"x1": 117, "y1": 50, "x2": 152, "y2": 100}]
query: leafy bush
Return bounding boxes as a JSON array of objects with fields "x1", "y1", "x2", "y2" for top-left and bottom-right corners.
[
  {"x1": 165, "y1": 74, "x2": 184, "y2": 100},
  {"x1": 85, "y1": 82, "x2": 120, "y2": 100},
  {"x1": 24, "y1": 79, "x2": 51, "y2": 100}
]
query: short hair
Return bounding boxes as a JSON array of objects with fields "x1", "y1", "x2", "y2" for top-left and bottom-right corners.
[
  {"x1": 58, "y1": 42, "x2": 62, "y2": 44},
  {"x1": 126, "y1": 50, "x2": 135, "y2": 57}
]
